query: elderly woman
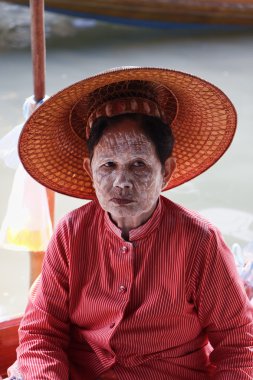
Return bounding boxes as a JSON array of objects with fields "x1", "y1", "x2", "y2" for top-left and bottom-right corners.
[{"x1": 10, "y1": 68, "x2": 253, "y2": 379}]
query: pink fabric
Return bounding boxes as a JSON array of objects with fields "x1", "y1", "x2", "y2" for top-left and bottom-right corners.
[{"x1": 17, "y1": 196, "x2": 253, "y2": 379}]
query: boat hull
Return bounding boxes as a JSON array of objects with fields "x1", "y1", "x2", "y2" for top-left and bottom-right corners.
[{"x1": 3, "y1": 0, "x2": 253, "y2": 27}]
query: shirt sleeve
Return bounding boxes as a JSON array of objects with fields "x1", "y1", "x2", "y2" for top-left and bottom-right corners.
[
  {"x1": 17, "y1": 217, "x2": 71, "y2": 380},
  {"x1": 192, "y1": 226, "x2": 253, "y2": 379}
]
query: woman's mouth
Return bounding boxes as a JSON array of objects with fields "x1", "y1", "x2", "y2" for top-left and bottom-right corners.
[{"x1": 111, "y1": 198, "x2": 134, "y2": 205}]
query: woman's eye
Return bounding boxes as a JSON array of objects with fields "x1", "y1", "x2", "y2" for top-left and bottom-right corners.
[
  {"x1": 103, "y1": 162, "x2": 115, "y2": 168},
  {"x1": 132, "y1": 161, "x2": 145, "y2": 167}
]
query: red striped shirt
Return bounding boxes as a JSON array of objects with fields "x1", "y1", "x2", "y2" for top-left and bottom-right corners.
[{"x1": 17, "y1": 196, "x2": 253, "y2": 379}]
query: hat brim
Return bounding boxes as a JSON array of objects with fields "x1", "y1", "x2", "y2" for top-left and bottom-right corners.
[{"x1": 19, "y1": 67, "x2": 237, "y2": 199}]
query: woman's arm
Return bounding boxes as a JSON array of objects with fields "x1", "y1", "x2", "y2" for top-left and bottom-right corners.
[
  {"x1": 193, "y1": 227, "x2": 253, "y2": 379},
  {"x1": 16, "y1": 217, "x2": 71, "y2": 379}
]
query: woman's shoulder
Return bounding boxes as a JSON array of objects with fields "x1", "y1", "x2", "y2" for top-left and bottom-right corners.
[
  {"x1": 55, "y1": 200, "x2": 103, "y2": 234},
  {"x1": 161, "y1": 195, "x2": 219, "y2": 238}
]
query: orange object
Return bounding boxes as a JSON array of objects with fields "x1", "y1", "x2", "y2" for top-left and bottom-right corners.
[{"x1": 19, "y1": 67, "x2": 236, "y2": 199}]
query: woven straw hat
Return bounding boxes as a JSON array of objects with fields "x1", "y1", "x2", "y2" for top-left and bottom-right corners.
[{"x1": 19, "y1": 67, "x2": 236, "y2": 199}]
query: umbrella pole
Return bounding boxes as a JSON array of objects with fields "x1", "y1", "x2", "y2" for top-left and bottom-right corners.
[{"x1": 29, "y1": 0, "x2": 55, "y2": 286}]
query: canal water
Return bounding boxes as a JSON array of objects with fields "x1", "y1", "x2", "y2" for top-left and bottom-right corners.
[{"x1": 0, "y1": 1, "x2": 253, "y2": 319}]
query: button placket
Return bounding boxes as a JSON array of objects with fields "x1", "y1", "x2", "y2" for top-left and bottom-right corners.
[
  {"x1": 113, "y1": 242, "x2": 134, "y2": 320},
  {"x1": 118, "y1": 242, "x2": 135, "y2": 298}
]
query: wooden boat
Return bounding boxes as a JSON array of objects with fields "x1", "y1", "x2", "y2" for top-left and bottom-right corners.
[
  {"x1": 4, "y1": 0, "x2": 253, "y2": 27},
  {"x1": 0, "y1": 316, "x2": 22, "y2": 378}
]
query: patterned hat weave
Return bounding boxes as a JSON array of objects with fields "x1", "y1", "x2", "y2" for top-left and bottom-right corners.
[{"x1": 19, "y1": 67, "x2": 237, "y2": 199}]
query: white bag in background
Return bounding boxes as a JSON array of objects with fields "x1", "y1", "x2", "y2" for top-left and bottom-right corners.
[
  {"x1": 0, "y1": 95, "x2": 52, "y2": 252},
  {"x1": 0, "y1": 164, "x2": 52, "y2": 252}
]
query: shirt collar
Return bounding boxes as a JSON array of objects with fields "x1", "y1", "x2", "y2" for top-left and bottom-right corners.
[{"x1": 104, "y1": 196, "x2": 163, "y2": 242}]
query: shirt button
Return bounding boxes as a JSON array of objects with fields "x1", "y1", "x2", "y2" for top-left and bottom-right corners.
[
  {"x1": 119, "y1": 285, "x2": 127, "y2": 293},
  {"x1": 110, "y1": 322, "x2": 115, "y2": 328},
  {"x1": 120, "y1": 246, "x2": 128, "y2": 253}
]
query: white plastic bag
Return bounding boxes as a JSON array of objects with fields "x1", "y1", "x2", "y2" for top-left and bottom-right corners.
[
  {"x1": 231, "y1": 242, "x2": 253, "y2": 301},
  {"x1": 0, "y1": 95, "x2": 52, "y2": 252},
  {"x1": 0, "y1": 164, "x2": 52, "y2": 252},
  {"x1": 0, "y1": 95, "x2": 48, "y2": 169},
  {"x1": 0, "y1": 123, "x2": 23, "y2": 169}
]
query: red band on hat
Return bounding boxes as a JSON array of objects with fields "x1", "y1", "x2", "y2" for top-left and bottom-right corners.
[{"x1": 86, "y1": 97, "x2": 165, "y2": 139}]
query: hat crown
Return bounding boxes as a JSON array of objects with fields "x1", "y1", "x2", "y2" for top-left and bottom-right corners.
[
  {"x1": 88, "y1": 80, "x2": 177, "y2": 120},
  {"x1": 70, "y1": 79, "x2": 178, "y2": 141},
  {"x1": 89, "y1": 80, "x2": 161, "y2": 109}
]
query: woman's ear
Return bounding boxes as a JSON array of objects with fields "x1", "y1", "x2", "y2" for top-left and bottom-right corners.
[
  {"x1": 83, "y1": 157, "x2": 93, "y2": 180},
  {"x1": 162, "y1": 157, "x2": 176, "y2": 190}
]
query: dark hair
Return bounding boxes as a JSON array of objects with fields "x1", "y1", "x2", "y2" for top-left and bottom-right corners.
[{"x1": 87, "y1": 113, "x2": 174, "y2": 165}]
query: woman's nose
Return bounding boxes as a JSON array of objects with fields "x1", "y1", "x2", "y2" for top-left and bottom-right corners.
[{"x1": 113, "y1": 170, "x2": 133, "y2": 189}]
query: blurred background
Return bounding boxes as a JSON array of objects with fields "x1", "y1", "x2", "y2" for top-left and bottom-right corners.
[{"x1": 0, "y1": 0, "x2": 253, "y2": 320}]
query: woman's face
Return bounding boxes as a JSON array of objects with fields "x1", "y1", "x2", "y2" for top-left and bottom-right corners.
[{"x1": 86, "y1": 118, "x2": 174, "y2": 227}]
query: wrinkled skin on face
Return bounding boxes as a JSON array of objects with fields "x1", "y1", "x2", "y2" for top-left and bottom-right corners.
[{"x1": 83, "y1": 119, "x2": 175, "y2": 238}]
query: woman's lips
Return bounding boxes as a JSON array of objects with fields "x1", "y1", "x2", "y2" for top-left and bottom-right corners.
[{"x1": 111, "y1": 198, "x2": 134, "y2": 205}]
